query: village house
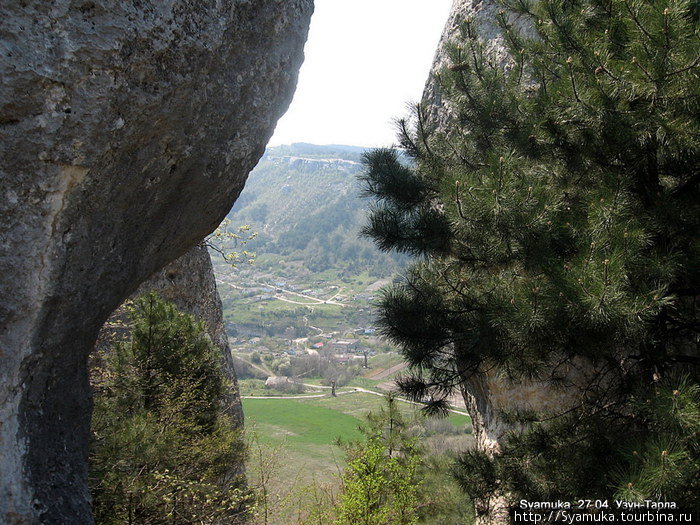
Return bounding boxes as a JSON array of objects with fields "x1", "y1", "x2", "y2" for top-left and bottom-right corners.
[{"x1": 328, "y1": 339, "x2": 359, "y2": 353}]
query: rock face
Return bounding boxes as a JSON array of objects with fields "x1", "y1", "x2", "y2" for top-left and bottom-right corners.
[
  {"x1": 0, "y1": 1, "x2": 313, "y2": 523},
  {"x1": 99, "y1": 245, "x2": 244, "y2": 425},
  {"x1": 455, "y1": 361, "x2": 603, "y2": 523}
]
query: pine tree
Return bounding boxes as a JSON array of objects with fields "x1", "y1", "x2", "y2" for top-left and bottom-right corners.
[
  {"x1": 361, "y1": 0, "x2": 699, "y2": 516},
  {"x1": 90, "y1": 293, "x2": 249, "y2": 524},
  {"x1": 334, "y1": 394, "x2": 422, "y2": 525}
]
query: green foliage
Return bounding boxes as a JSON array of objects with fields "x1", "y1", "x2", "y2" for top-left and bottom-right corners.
[
  {"x1": 222, "y1": 144, "x2": 407, "y2": 277},
  {"x1": 360, "y1": 392, "x2": 412, "y2": 457},
  {"x1": 335, "y1": 438, "x2": 421, "y2": 525},
  {"x1": 334, "y1": 395, "x2": 422, "y2": 525},
  {"x1": 90, "y1": 293, "x2": 248, "y2": 524},
  {"x1": 613, "y1": 376, "x2": 700, "y2": 506},
  {"x1": 205, "y1": 218, "x2": 257, "y2": 266},
  {"x1": 361, "y1": 0, "x2": 699, "y2": 512},
  {"x1": 452, "y1": 376, "x2": 700, "y2": 510}
]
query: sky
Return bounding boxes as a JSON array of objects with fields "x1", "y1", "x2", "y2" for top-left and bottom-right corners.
[{"x1": 269, "y1": 0, "x2": 454, "y2": 149}]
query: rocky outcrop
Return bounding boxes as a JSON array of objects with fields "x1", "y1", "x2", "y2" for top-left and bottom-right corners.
[
  {"x1": 423, "y1": 0, "x2": 535, "y2": 129},
  {"x1": 0, "y1": 1, "x2": 313, "y2": 523},
  {"x1": 423, "y1": 0, "x2": 499, "y2": 126},
  {"x1": 455, "y1": 360, "x2": 606, "y2": 522}
]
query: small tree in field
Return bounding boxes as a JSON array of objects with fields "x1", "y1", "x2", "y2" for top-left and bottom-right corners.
[
  {"x1": 90, "y1": 293, "x2": 249, "y2": 524},
  {"x1": 334, "y1": 394, "x2": 422, "y2": 525},
  {"x1": 361, "y1": 0, "x2": 699, "y2": 514}
]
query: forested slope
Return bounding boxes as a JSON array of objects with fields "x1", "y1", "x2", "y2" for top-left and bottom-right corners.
[{"x1": 225, "y1": 143, "x2": 406, "y2": 277}]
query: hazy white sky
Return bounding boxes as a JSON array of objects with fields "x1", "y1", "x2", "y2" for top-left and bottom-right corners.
[{"x1": 269, "y1": 0, "x2": 453, "y2": 148}]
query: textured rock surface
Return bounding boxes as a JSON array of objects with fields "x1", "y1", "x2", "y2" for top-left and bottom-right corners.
[
  {"x1": 98, "y1": 245, "x2": 244, "y2": 425},
  {"x1": 423, "y1": 0, "x2": 535, "y2": 129},
  {"x1": 0, "y1": 1, "x2": 312, "y2": 522},
  {"x1": 455, "y1": 360, "x2": 603, "y2": 523}
]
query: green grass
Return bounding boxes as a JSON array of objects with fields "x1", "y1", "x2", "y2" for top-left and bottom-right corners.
[
  {"x1": 243, "y1": 398, "x2": 364, "y2": 448},
  {"x1": 242, "y1": 392, "x2": 472, "y2": 524},
  {"x1": 299, "y1": 393, "x2": 470, "y2": 428},
  {"x1": 260, "y1": 299, "x2": 342, "y2": 313},
  {"x1": 243, "y1": 393, "x2": 470, "y2": 456},
  {"x1": 446, "y1": 411, "x2": 471, "y2": 428},
  {"x1": 238, "y1": 378, "x2": 322, "y2": 396},
  {"x1": 243, "y1": 391, "x2": 471, "y2": 503},
  {"x1": 224, "y1": 288, "x2": 353, "y2": 333},
  {"x1": 366, "y1": 352, "x2": 405, "y2": 371},
  {"x1": 297, "y1": 377, "x2": 324, "y2": 386},
  {"x1": 346, "y1": 376, "x2": 382, "y2": 389},
  {"x1": 243, "y1": 397, "x2": 364, "y2": 500}
]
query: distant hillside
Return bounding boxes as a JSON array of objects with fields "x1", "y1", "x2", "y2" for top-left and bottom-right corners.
[{"x1": 224, "y1": 143, "x2": 406, "y2": 276}]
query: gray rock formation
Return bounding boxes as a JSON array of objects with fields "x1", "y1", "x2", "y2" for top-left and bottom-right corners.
[
  {"x1": 423, "y1": 0, "x2": 535, "y2": 128},
  {"x1": 0, "y1": 1, "x2": 313, "y2": 523}
]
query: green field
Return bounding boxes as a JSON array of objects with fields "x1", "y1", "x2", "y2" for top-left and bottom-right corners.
[
  {"x1": 243, "y1": 393, "x2": 470, "y2": 472},
  {"x1": 245, "y1": 392, "x2": 470, "y2": 432},
  {"x1": 295, "y1": 393, "x2": 470, "y2": 428},
  {"x1": 244, "y1": 398, "x2": 364, "y2": 448},
  {"x1": 243, "y1": 397, "x2": 364, "y2": 524},
  {"x1": 243, "y1": 392, "x2": 472, "y2": 524}
]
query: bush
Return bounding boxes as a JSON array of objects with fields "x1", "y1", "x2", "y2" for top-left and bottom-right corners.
[
  {"x1": 231, "y1": 355, "x2": 267, "y2": 380},
  {"x1": 90, "y1": 293, "x2": 248, "y2": 524},
  {"x1": 267, "y1": 379, "x2": 305, "y2": 395}
]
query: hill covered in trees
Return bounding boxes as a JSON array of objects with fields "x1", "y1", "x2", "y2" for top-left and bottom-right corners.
[
  {"x1": 224, "y1": 143, "x2": 406, "y2": 277},
  {"x1": 209, "y1": 144, "x2": 407, "y2": 339}
]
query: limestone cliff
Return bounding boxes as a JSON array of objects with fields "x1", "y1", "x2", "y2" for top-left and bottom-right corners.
[
  {"x1": 423, "y1": 0, "x2": 535, "y2": 130},
  {"x1": 0, "y1": 1, "x2": 313, "y2": 523}
]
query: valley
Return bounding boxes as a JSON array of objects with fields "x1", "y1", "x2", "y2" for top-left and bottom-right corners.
[{"x1": 212, "y1": 144, "x2": 474, "y2": 523}]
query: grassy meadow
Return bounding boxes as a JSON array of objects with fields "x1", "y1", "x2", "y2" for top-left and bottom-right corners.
[{"x1": 243, "y1": 391, "x2": 473, "y2": 524}]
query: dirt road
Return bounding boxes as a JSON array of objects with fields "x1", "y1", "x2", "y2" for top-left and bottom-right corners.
[{"x1": 367, "y1": 362, "x2": 408, "y2": 380}]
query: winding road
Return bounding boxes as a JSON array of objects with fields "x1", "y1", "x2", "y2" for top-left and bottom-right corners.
[
  {"x1": 242, "y1": 382, "x2": 469, "y2": 417},
  {"x1": 215, "y1": 276, "x2": 348, "y2": 307}
]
